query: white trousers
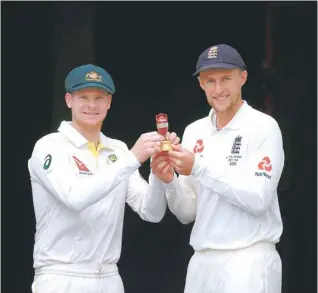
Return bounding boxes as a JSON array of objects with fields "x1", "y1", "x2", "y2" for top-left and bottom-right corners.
[
  {"x1": 31, "y1": 263, "x2": 125, "y2": 293},
  {"x1": 184, "y1": 242, "x2": 282, "y2": 293}
]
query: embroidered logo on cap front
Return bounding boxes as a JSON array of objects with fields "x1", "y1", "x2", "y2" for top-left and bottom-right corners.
[
  {"x1": 208, "y1": 46, "x2": 218, "y2": 59},
  {"x1": 72, "y1": 156, "x2": 92, "y2": 175},
  {"x1": 85, "y1": 71, "x2": 102, "y2": 82}
]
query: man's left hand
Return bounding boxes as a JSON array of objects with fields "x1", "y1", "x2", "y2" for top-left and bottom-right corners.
[
  {"x1": 165, "y1": 132, "x2": 180, "y2": 145},
  {"x1": 168, "y1": 144, "x2": 195, "y2": 176}
]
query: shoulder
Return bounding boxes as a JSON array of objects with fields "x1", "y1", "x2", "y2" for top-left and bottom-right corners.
[
  {"x1": 184, "y1": 116, "x2": 209, "y2": 135},
  {"x1": 32, "y1": 132, "x2": 66, "y2": 157},
  {"x1": 104, "y1": 136, "x2": 129, "y2": 152},
  {"x1": 242, "y1": 106, "x2": 282, "y2": 148},
  {"x1": 244, "y1": 105, "x2": 281, "y2": 135}
]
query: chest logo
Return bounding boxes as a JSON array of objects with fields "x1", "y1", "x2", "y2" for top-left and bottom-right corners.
[
  {"x1": 193, "y1": 139, "x2": 204, "y2": 153},
  {"x1": 72, "y1": 156, "x2": 92, "y2": 175},
  {"x1": 108, "y1": 154, "x2": 118, "y2": 163},
  {"x1": 226, "y1": 135, "x2": 243, "y2": 166}
]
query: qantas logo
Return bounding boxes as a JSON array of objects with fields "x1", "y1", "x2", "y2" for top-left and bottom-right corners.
[
  {"x1": 193, "y1": 139, "x2": 204, "y2": 153},
  {"x1": 72, "y1": 156, "x2": 92, "y2": 175}
]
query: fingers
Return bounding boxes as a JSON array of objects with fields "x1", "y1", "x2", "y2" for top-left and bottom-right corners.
[
  {"x1": 157, "y1": 160, "x2": 169, "y2": 170},
  {"x1": 168, "y1": 150, "x2": 183, "y2": 159},
  {"x1": 168, "y1": 132, "x2": 181, "y2": 145},
  {"x1": 142, "y1": 132, "x2": 165, "y2": 142},
  {"x1": 153, "y1": 145, "x2": 162, "y2": 153},
  {"x1": 171, "y1": 144, "x2": 182, "y2": 151},
  {"x1": 152, "y1": 154, "x2": 169, "y2": 165},
  {"x1": 151, "y1": 155, "x2": 170, "y2": 173},
  {"x1": 165, "y1": 132, "x2": 180, "y2": 145},
  {"x1": 152, "y1": 151, "x2": 168, "y2": 161},
  {"x1": 162, "y1": 164, "x2": 173, "y2": 174},
  {"x1": 169, "y1": 158, "x2": 182, "y2": 168}
]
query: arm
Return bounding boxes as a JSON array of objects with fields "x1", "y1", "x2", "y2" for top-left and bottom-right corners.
[
  {"x1": 164, "y1": 173, "x2": 197, "y2": 225},
  {"x1": 172, "y1": 120, "x2": 284, "y2": 216},
  {"x1": 125, "y1": 171, "x2": 167, "y2": 223},
  {"x1": 28, "y1": 139, "x2": 140, "y2": 212},
  {"x1": 151, "y1": 130, "x2": 197, "y2": 224}
]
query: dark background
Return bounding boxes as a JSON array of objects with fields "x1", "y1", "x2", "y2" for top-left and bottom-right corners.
[{"x1": 2, "y1": 2, "x2": 317, "y2": 293}]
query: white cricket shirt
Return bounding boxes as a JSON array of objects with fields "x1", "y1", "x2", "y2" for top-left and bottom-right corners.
[
  {"x1": 28, "y1": 121, "x2": 167, "y2": 270},
  {"x1": 165, "y1": 101, "x2": 284, "y2": 250}
]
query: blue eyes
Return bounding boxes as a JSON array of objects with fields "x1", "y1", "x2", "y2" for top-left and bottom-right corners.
[{"x1": 206, "y1": 77, "x2": 231, "y2": 84}]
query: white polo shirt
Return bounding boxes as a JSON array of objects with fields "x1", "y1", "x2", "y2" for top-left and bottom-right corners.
[
  {"x1": 165, "y1": 101, "x2": 284, "y2": 250},
  {"x1": 28, "y1": 121, "x2": 167, "y2": 270}
]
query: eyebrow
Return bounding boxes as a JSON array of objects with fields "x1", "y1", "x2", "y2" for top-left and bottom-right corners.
[{"x1": 203, "y1": 74, "x2": 232, "y2": 79}]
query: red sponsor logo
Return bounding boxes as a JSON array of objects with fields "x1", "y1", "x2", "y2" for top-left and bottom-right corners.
[
  {"x1": 258, "y1": 157, "x2": 272, "y2": 172},
  {"x1": 193, "y1": 139, "x2": 204, "y2": 153},
  {"x1": 72, "y1": 156, "x2": 90, "y2": 172}
]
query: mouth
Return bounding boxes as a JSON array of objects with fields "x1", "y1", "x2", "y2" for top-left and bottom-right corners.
[
  {"x1": 213, "y1": 95, "x2": 228, "y2": 101},
  {"x1": 83, "y1": 112, "x2": 99, "y2": 116}
]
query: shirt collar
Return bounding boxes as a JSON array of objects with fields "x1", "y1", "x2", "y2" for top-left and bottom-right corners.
[
  {"x1": 58, "y1": 121, "x2": 114, "y2": 150},
  {"x1": 208, "y1": 100, "x2": 249, "y2": 131}
]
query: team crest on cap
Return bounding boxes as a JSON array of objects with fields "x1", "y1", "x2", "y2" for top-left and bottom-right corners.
[
  {"x1": 85, "y1": 71, "x2": 102, "y2": 82},
  {"x1": 208, "y1": 46, "x2": 218, "y2": 59}
]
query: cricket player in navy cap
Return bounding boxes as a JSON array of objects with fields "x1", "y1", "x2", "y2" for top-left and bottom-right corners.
[
  {"x1": 152, "y1": 44, "x2": 285, "y2": 293},
  {"x1": 28, "y1": 64, "x2": 179, "y2": 293}
]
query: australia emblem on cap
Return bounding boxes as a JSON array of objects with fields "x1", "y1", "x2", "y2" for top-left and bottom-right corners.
[
  {"x1": 85, "y1": 71, "x2": 102, "y2": 82},
  {"x1": 208, "y1": 46, "x2": 218, "y2": 59}
]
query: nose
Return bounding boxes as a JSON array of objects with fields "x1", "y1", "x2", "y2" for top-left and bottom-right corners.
[
  {"x1": 215, "y1": 81, "x2": 223, "y2": 96},
  {"x1": 87, "y1": 99, "x2": 97, "y2": 109}
]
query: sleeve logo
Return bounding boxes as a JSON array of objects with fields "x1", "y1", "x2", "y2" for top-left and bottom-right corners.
[
  {"x1": 43, "y1": 154, "x2": 52, "y2": 170},
  {"x1": 258, "y1": 157, "x2": 272, "y2": 172},
  {"x1": 255, "y1": 156, "x2": 272, "y2": 179}
]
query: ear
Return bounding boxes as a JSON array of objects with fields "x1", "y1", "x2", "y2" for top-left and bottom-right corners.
[
  {"x1": 65, "y1": 93, "x2": 72, "y2": 108},
  {"x1": 240, "y1": 70, "x2": 248, "y2": 87},
  {"x1": 198, "y1": 76, "x2": 205, "y2": 91},
  {"x1": 107, "y1": 95, "x2": 112, "y2": 110}
]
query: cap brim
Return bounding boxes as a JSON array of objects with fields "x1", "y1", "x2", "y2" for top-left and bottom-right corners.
[
  {"x1": 70, "y1": 82, "x2": 114, "y2": 94},
  {"x1": 193, "y1": 63, "x2": 245, "y2": 76}
]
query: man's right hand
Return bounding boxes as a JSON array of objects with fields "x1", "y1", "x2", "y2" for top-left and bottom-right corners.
[
  {"x1": 131, "y1": 132, "x2": 164, "y2": 164},
  {"x1": 151, "y1": 152, "x2": 174, "y2": 183}
]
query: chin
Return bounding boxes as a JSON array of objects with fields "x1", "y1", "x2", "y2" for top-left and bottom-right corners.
[
  {"x1": 79, "y1": 117, "x2": 103, "y2": 127},
  {"x1": 211, "y1": 103, "x2": 230, "y2": 113}
]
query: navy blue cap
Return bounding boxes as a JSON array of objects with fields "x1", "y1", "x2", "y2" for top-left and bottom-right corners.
[
  {"x1": 194, "y1": 44, "x2": 247, "y2": 76},
  {"x1": 65, "y1": 64, "x2": 115, "y2": 94}
]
